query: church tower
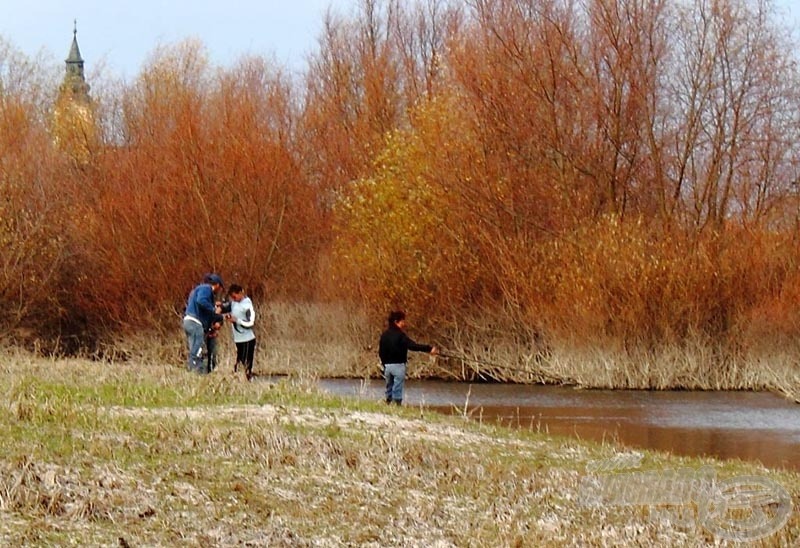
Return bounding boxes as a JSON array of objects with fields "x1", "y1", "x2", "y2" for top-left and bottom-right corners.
[
  {"x1": 62, "y1": 20, "x2": 91, "y2": 101},
  {"x1": 52, "y1": 21, "x2": 96, "y2": 163}
]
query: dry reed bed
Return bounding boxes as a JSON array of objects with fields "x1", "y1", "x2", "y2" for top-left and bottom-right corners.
[
  {"x1": 254, "y1": 303, "x2": 800, "y2": 399},
  {"x1": 0, "y1": 348, "x2": 799, "y2": 546},
  {"x1": 97, "y1": 303, "x2": 800, "y2": 401}
]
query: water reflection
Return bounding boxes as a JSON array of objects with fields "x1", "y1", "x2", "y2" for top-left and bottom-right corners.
[{"x1": 319, "y1": 378, "x2": 800, "y2": 472}]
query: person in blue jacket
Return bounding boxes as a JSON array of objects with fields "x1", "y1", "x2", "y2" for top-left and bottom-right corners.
[
  {"x1": 183, "y1": 273, "x2": 224, "y2": 373},
  {"x1": 378, "y1": 310, "x2": 438, "y2": 405}
]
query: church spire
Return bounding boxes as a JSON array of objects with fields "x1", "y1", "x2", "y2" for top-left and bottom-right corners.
[
  {"x1": 53, "y1": 19, "x2": 96, "y2": 163},
  {"x1": 61, "y1": 20, "x2": 90, "y2": 101},
  {"x1": 65, "y1": 20, "x2": 85, "y2": 82}
]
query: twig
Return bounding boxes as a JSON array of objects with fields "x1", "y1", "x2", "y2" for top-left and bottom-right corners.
[{"x1": 439, "y1": 352, "x2": 576, "y2": 385}]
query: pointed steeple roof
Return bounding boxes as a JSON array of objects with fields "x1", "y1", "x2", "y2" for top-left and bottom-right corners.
[
  {"x1": 66, "y1": 20, "x2": 84, "y2": 65},
  {"x1": 60, "y1": 19, "x2": 90, "y2": 101}
]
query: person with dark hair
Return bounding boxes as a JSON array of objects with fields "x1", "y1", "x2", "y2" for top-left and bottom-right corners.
[
  {"x1": 223, "y1": 284, "x2": 257, "y2": 380},
  {"x1": 378, "y1": 310, "x2": 438, "y2": 405},
  {"x1": 183, "y1": 273, "x2": 225, "y2": 374}
]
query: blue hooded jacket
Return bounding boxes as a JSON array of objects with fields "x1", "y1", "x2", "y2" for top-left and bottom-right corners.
[{"x1": 185, "y1": 284, "x2": 221, "y2": 330}]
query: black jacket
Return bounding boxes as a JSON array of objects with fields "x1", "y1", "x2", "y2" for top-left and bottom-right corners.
[{"x1": 379, "y1": 326, "x2": 432, "y2": 364}]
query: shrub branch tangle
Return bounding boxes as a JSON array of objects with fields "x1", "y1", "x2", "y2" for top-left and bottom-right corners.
[
  {"x1": 330, "y1": 0, "x2": 800, "y2": 359},
  {"x1": 1, "y1": 0, "x2": 800, "y2": 388}
]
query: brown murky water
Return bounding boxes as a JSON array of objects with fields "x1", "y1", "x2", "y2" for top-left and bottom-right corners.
[{"x1": 319, "y1": 378, "x2": 800, "y2": 472}]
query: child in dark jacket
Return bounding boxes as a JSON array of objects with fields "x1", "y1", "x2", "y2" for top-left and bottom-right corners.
[{"x1": 378, "y1": 310, "x2": 438, "y2": 405}]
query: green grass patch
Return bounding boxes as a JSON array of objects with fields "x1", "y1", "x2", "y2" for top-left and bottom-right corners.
[{"x1": 0, "y1": 348, "x2": 798, "y2": 546}]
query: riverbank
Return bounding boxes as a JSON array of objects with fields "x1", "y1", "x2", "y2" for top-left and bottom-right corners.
[
  {"x1": 319, "y1": 377, "x2": 800, "y2": 472},
  {"x1": 1, "y1": 348, "x2": 799, "y2": 546},
  {"x1": 246, "y1": 302, "x2": 800, "y2": 401}
]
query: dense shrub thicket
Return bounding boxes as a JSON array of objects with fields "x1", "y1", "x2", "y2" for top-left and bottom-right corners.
[{"x1": 2, "y1": 0, "x2": 800, "y2": 366}]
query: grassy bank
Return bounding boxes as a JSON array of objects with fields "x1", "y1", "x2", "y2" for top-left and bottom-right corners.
[
  {"x1": 1, "y1": 347, "x2": 799, "y2": 546},
  {"x1": 15, "y1": 302, "x2": 800, "y2": 400}
]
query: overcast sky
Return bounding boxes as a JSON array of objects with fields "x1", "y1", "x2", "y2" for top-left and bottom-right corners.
[
  {"x1": 0, "y1": 0, "x2": 357, "y2": 78},
  {"x1": 1, "y1": 0, "x2": 799, "y2": 79}
]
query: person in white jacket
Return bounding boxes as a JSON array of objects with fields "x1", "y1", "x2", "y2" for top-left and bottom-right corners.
[{"x1": 223, "y1": 284, "x2": 257, "y2": 380}]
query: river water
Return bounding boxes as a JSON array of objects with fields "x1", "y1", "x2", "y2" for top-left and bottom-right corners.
[{"x1": 318, "y1": 378, "x2": 800, "y2": 472}]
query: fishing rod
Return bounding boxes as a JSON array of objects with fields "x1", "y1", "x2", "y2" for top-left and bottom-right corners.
[{"x1": 437, "y1": 351, "x2": 576, "y2": 385}]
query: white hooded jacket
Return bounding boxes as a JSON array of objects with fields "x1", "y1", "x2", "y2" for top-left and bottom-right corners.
[{"x1": 230, "y1": 296, "x2": 256, "y2": 343}]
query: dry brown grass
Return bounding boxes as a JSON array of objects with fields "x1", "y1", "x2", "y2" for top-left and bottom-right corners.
[{"x1": 0, "y1": 345, "x2": 798, "y2": 546}]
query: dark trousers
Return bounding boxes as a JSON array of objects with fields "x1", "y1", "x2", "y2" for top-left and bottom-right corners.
[
  {"x1": 206, "y1": 333, "x2": 218, "y2": 373},
  {"x1": 235, "y1": 339, "x2": 256, "y2": 378}
]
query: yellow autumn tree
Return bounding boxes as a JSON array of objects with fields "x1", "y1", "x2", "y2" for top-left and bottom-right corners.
[
  {"x1": 332, "y1": 127, "x2": 438, "y2": 310},
  {"x1": 330, "y1": 93, "x2": 491, "y2": 327}
]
